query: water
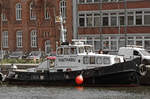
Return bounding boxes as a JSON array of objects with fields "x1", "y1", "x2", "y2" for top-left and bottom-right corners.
[{"x1": 0, "y1": 85, "x2": 150, "y2": 99}]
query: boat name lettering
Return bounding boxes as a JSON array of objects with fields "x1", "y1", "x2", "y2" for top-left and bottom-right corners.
[{"x1": 58, "y1": 58, "x2": 76, "y2": 62}]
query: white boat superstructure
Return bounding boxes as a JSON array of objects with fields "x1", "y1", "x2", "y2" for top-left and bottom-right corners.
[{"x1": 45, "y1": 40, "x2": 124, "y2": 72}]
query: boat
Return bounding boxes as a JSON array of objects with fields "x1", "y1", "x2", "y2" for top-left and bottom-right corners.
[
  {"x1": 2, "y1": 15, "x2": 146, "y2": 87},
  {"x1": 2, "y1": 39, "x2": 146, "y2": 86}
]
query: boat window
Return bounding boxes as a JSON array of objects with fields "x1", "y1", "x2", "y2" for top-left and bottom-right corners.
[
  {"x1": 85, "y1": 46, "x2": 93, "y2": 53},
  {"x1": 133, "y1": 50, "x2": 140, "y2": 56},
  {"x1": 70, "y1": 47, "x2": 77, "y2": 55},
  {"x1": 83, "y1": 56, "x2": 89, "y2": 64},
  {"x1": 96, "y1": 57, "x2": 102, "y2": 64},
  {"x1": 64, "y1": 48, "x2": 70, "y2": 55},
  {"x1": 103, "y1": 57, "x2": 110, "y2": 64},
  {"x1": 90, "y1": 57, "x2": 95, "y2": 64},
  {"x1": 57, "y1": 48, "x2": 63, "y2": 55},
  {"x1": 79, "y1": 47, "x2": 84, "y2": 53},
  {"x1": 114, "y1": 58, "x2": 120, "y2": 63}
]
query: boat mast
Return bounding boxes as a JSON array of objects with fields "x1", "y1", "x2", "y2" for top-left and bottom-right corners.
[
  {"x1": 60, "y1": 12, "x2": 65, "y2": 43},
  {"x1": 124, "y1": 0, "x2": 127, "y2": 47},
  {"x1": 118, "y1": 2, "x2": 120, "y2": 50},
  {"x1": 99, "y1": 0, "x2": 102, "y2": 50},
  {"x1": 1, "y1": 11, "x2": 3, "y2": 60}
]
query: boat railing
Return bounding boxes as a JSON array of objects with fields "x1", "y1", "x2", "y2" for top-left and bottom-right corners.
[{"x1": 72, "y1": 39, "x2": 87, "y2": 45}]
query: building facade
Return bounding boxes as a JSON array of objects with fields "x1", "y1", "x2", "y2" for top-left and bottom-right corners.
[
  {"x1": 0, "y1": 0, "x2": 150, "y2": 54},
  {"x1": 73, "y1": 0, "x2": 150, "y2": 52},
  {"x1": 0, "y1": 0, "x2": 67, "y2": 55}
]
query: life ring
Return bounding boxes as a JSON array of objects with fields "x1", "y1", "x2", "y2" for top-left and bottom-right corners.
[{"x1": 139, "y1": 64, "x2": 147, "y2": 76}]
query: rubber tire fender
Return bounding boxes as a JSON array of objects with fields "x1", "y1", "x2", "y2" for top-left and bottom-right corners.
[{"x1": 139, "y1": 64, "x2": 147, "y2": 76}]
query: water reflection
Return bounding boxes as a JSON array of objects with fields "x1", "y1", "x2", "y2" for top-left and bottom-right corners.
[{"x1": 0, "y1": 85, "x2": 150, "y2": 99}]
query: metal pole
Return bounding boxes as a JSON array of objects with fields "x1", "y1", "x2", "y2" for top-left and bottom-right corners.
[
  {"x1": 124, "y1": 0, "x2": 127, "y2": 47},
  {"x1": 99, "y1": 0, "x2": 102, "y2": 50},
  {"x1": 118, "y1": 3, "x2": 120, "y2": 50},
  {"x1": 1, "y1": 12, "x2": 3, "y2": 59},
  {"x1": 1, "y1": 11, "x2": 3, "y2": 68}
]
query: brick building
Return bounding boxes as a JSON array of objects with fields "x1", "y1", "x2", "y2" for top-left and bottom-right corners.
[
  {"x1": 0, "y1": 0, "x2": 67, "y2": 55},
  {"x1": 0, "y1": 0, "x2": 150, "y2": 55},
  {"x1": 72, "y1": 0, "x2": 150, "y2": 52}
]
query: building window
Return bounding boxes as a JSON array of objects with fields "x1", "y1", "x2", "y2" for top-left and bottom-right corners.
[
  {"x1": 16, "y1": 3, "x2": 22, "y2": 20},
  {"x1": 111, "y1": 41, "x2": 117, "y2": 50},
  {"x1": 78, "y1": 9, "x2": 150, "y2": 27},
  {"x1": 103, "y1": 17, "x2": 109, "y2": 26},
  {"x1": 1, "y1": 13, "x2": 7, "y2": 22},
  {"x1": 103, "y1": 13, "x2": 109, "y2": 26},
  {"x1": 44, "y1": 2, "x2": 50, "y2": 20},
  {"x1": 144, "y1": 11, "x2": 150, "y2": 25},
  {"x1": 86, "y1": 14, "x2": 93, "y2": 27},
  {"x1": 94, "y1": 41, "x2": 101, "y2": 50},
  {"x1": 31, "y1": 30, "x2": 37, "y2": 48},
  {"x1": 94, "y1": 13, "x2": 100, "y2": 26},
  {"x1": 103, "y1": 41, "x2": 109, "y2": 50},
  {"x1": 136, "y1": 16, "x2": 142, "y2": 25},
  {"x1": 94, "y1": 0, "x2": 99, "y2": 2},
  {"x1": 87, "y1": 0, "x2": 92, "y2": 3},
  {"x1": 43, "y1": 32, "x2": 50, "y2": 38},
  {"x1": 60, "y1": 0, "x2": 66, "y2": 19},
  {"x1": 79, "y1": 14, "x2": 85, "y2": 27},
  {"x1": 111, "y1": 16, "x2": 117, "y2": 26},
  {"x1": 2, "y1": 31, "x2": 8, "y2": 48},
  {"x1": 118, "y1": 12, "x2": 124, "y2": 26},
  {"x1": 136, "y1": 11, "x2": 142, "y2": 25},
  {"x1": 144, "y1": 15, "x2": 150, "y2": 25},
  {"x1": 144, "y1": 40, "x2": 150, "y2": 50},
  {"x1": 128, "y1": 16, "x2": 134, "y2": 25},
  {"x1": 16, "y1": 30, "x2": 23, "y2": 48},
  {"x1": 30, "y1": 2, "x2": 36, "y2": 20},
  {"x1": 79, "y1": 0, "x2": 85, "y2": 4}
]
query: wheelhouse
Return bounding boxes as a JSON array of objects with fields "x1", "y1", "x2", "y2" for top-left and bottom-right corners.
[
  {"x1": 54, "y1": 41, "x2": 124, "y2": 72},
  {"x1": 56, "y1": 44, "x2": 94, "y2": 56}
]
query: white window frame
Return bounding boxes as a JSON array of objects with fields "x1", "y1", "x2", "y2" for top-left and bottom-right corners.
[
  {"x1": 1, "y1": 13, "x2": 7, "y2": 22},
  {"x1": 2, "y1": 31, "x2": 8, "y2": 48},
  {"x1": 135, "y1": 11, "x2": 143, "y2": 26},
  {"x1": 31, "y1": 30, "x2": 37, "y2": 48},
  {"x1": 78, "y1": 8, "x2": 150, "y2": 28},
  {"x1": 30, "y1": 2, "x2": 36, "y2": 20},
  {"x1": 16, "y1": 3, "x2": 22, "y2": 21},
  {"x1": 94, "y1": 13, "x2": 100, "y2": 27},
  {"x1": 44, "y1": 3, "x2": 50, "y2": 20},
  {"x1": 78, "y1": 13, "x2": 86, "y2": 27},
  {"x1": 144, "y1": 11, "x2": 150, "y2": 25},
  {"x1": 60, "y1": 0, "x2": 66, "y2": 19},
  {"x1": 86, "y1": 13, "x2": 93, "y2": 27},
  {"x1": 16, "y1": 30, "x2": 23, "y2": 48}
]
